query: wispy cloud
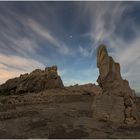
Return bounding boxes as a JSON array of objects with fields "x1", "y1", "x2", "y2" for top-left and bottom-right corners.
[
  {"x1": 27, "y1": 19, "x2": 71, "y2": 55},
  {"x1": 79, "y1": 45, "x2": 91, "y2": 57},
  {"x1": 78, "y1": 2, "x2": 127, "y2": 53},
  {"x1": 0, "y1": 53, "x2": 45, "y2": 84}
]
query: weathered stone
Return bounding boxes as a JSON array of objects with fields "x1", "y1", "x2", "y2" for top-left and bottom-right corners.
[
  {"x1": 125, "y1": 117, "x2": 136, "y2": 125},
  {"x1": 0, "y1": 65, "x2": 64, "y2": 95},
  {"x1": 92, "y1": 94, "x2": 125, "y2": 123},
  {"x1": 124, "y1": 98, "x2": 133, "y2": 107},
  {"x1": 97, "y1": 44, "x2": 110, "y2": 80},
  {"x1": 125, "y1": 107, "x2": 132, "y2": 118},
  {"x1": 94, "y1": 44, "x2": 140, "y2": 124}
]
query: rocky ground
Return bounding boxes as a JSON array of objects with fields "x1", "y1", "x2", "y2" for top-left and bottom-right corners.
[{"x1": 0, "y1": 86, "x2": 140, "y2": 139}]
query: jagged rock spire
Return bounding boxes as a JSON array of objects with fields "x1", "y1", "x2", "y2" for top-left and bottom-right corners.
[{"x1": 92, "y1": 44, "x2": 140, "y2": 125}]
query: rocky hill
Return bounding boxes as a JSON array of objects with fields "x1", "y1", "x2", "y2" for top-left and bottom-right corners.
[{"x1": 0, "y1": 65, "x2": 64, "y2": 95}]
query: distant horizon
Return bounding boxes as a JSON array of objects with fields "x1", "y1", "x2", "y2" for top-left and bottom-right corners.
[{"x1": 0, "y1": 1, "x2": 140, "y2": 93}]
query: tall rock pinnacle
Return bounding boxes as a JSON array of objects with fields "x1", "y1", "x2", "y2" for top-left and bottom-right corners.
[
  {"x1": 92, "y1": 44, "x2": 140, "y2": 125},
  {"x1": 97, "y1": 44, "x2": 133, "y2": 98}
]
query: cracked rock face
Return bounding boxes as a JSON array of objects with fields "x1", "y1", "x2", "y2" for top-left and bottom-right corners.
[
  {"x1": 0, "y1": 65, "x2": 64, "y2": 95},
  {"x1": 93, "y1": 44, "x2": 140, "y2": 124}
]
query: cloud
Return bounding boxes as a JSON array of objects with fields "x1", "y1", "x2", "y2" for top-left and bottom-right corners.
[
  {"x1": 0, "y1": 8, "x2": 41, "y2": 57},
  {"x1": 0, "y1": 53, "x2": 45, "y2": 84},
  {"x1": 78, "y1": 2, "x2": 127, "y2": 57},
  {"x1": 0, "y1": 7, "x2": 72, "y2": 56},
  {"x1": 26, "y1": 18, "x2": 71, "y2": 55},
  {"x1": 79, "y1": 2, "x2": 127, "y2": 50},
  {"x1": 1, "y1": 35, "x2": 38, "y2": 57},
  {"x1": 79, "y1": 45, "x2": 91, "y2": 57}
]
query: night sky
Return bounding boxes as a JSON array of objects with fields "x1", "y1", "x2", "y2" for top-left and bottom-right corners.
[{"x1": 0, "y1": 1, "x2": 140, "y2": 93}]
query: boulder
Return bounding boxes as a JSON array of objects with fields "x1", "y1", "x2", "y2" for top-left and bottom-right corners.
[{"x1": 0, "y1": 65, "x2": 64, "y2": 95}]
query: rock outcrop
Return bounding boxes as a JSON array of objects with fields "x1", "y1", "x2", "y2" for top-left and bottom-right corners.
[
  {"x1": 67, "y1": 83, "x2": 102, "y2": 96},
  {"x1": 93, "y1": 44, "x2": 140, "y2": 124},
  {"x1": 0, "y1": 65, "x2": 64, "y2": 95}
]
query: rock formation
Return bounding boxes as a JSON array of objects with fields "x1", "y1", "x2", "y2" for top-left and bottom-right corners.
[
  {"x1": 93, "y1": 44, "x2": 140, "y2": 124},
  {"x1": 0, "y1": 65, "x2": 64, "y2": 95}
]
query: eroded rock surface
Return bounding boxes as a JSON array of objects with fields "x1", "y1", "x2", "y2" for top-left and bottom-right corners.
[
  {"x1": 92, "y1": 94, "x2": 125, "y2": 123},
  {"x1": 0, "y1": 65, "x2": 64, "y2": 95},
  {"x1": 67, "y1": 83, "x2": 102, "y2": 96},
  {"x1": 93, "y1": 44, "x2": 140, "y2": 124}
]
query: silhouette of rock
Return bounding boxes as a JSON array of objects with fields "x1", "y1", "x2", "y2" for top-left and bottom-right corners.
[
  {"x1": 0, "y1": 65, "x2": 64, "y2": 95},
  {"x1": 93, "y1": 44, "x2": 140, "y2": 124}
]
